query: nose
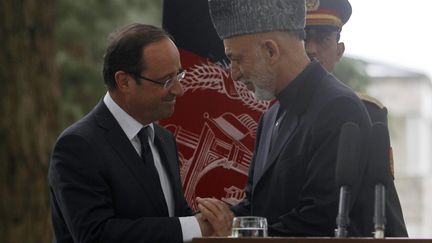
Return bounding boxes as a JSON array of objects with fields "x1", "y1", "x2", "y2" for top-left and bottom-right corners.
[
  {"x1": 170, "y1": 79, "x2": 184, "y2": 97},
  {"x1": 305, "y1": 40, "x2": 318, "y2": 59}
]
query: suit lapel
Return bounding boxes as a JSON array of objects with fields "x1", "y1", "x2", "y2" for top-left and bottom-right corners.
[
  {"x1": 94, "y1": 101, "x2": 168, "y2": 216},
  {"x1": 265, "y1": 112, "x2": 300, "y2": 171},
  {"x1": 253, "y1": 109, "x2": 300, "y2": 190},
  {"x1": 253, "y1": 103, "x2": 279, "y2": 187},
  {"x1": 153, "y1": 126, "x2": 179, "y2": 214},
  {"x1": 154, "y1": 126, "x2": 178, "y2": 186}
]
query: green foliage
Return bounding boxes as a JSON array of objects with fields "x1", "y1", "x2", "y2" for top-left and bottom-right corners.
[
  {"x1": 333, "y1": 56, "x2": 370, "y2": 92},
  {"x1": 56, "y1": 0, "x2": 162, "y2": 127}
]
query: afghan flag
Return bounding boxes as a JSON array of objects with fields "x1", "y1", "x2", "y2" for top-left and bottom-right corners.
[{"x1": 160, "y1": 0, "x2": 269, "y2": 211}]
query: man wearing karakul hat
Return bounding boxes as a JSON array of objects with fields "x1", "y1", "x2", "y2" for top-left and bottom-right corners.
[{"x1": 196, "y1": 0, "x2": 375, "y2": 236}]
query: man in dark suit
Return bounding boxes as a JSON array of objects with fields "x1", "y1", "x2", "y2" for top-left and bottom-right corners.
[
  {"x1": 198, "y1": 0, "x2": 374, "y2": 237},
  {"x1": 304, "y1": 0, "x2": 407, "y2": 236},
  {"x1": 48, "y1": 23, "x2": 232, "y2": 243}
]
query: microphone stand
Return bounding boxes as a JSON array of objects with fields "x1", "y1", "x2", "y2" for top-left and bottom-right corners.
[
  {"x1": 335, "y1": 185, "x2": 351, "y2": 238},
  {"x1": 373, "y1": 183, "x2": 386, "y2": 238}
]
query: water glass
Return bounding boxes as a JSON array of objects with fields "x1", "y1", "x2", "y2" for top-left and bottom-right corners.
[{"x1": 231, "y1": 216, "x2": 268, "y2": 237}]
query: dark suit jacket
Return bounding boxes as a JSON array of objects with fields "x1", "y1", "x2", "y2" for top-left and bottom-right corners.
[
  {"x1": 232, "y1": 62, "x2": 373, "y2": 236},
  {"x1": 48, "y1": 101, "x2": 192, "y2": 243}
]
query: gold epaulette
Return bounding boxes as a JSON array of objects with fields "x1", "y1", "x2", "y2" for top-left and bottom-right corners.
[{"x1": 356, "y1": 92, "x2": 385, "y2": 110}]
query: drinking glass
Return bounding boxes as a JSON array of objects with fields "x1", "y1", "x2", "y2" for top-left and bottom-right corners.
[{"x1": 231, "y1": 216, "x2": 268, "y2": 237}]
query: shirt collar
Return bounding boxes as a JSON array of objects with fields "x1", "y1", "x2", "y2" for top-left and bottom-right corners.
[
  {"x1": 277, "y1": 60, "x2": 320, "y2": 112},
  {"x1": 103, "y1": 92, "x2": 154, "y2": 142}
]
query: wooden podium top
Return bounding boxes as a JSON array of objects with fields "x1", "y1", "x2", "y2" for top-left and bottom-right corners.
[{"x1": 192, "y1": 237, "x2": 432, "y2": 243}]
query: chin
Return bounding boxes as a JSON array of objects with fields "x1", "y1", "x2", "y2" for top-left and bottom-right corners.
[
  {"x1": 254, "y1": 89, "x2": 275, "y2": 101},
  {"x1": 161, "y1": 108, "x2": 175, "y2": 120}
]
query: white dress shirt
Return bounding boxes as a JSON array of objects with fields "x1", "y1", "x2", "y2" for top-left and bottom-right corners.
[{"x1": 103, "y1": 92, "x2": 201, "y2": 242}]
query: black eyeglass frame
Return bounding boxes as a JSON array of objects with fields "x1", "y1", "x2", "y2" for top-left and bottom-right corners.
[{"x1": 132, "y1": 69, "x2": 186, "y2": 88}]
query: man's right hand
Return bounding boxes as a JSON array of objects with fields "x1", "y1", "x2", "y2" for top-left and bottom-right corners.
[
  {"x1": 196, "y1": 197, "x2": 234, "y2": 236},
  {"x1": 195, "y1": 212, "x2": 214, "y2": 236}
]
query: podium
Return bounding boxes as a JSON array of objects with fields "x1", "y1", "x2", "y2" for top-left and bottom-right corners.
[{"x1": 192, "y1": 237, "x2": 432, "y2": 243}]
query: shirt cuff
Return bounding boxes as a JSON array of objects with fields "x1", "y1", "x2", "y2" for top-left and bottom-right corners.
[{"x1": 179, "y1": 216, "x2": 202, "y2": 243}]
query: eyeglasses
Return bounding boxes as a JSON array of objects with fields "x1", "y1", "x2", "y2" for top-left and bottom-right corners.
[{"x1": 133, "y1": 69, "x2": 186, "y2": 88}]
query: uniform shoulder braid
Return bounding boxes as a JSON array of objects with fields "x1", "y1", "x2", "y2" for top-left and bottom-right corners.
[{"x1": 356, "y1": 92, "x2": 385, "y2": 110}]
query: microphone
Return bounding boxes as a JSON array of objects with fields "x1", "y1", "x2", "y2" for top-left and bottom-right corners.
[
  {"x1": 368, "y1": 123, "x2": 390, "y2": 238},
  {"x1": 335, "y1": 122, "x2": 361, "y2": 238}
]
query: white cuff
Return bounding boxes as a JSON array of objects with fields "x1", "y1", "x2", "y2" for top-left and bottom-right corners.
[{"x1": 179, "y1": 216, "x2": 202, "y2": 242}]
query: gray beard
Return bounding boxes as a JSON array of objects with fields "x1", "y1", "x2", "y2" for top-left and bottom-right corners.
[
  {"x1": 254, "y1": 86, "x2": 275, "y2": 100},
  {"x1": 247, "y1": 52, "x2": 277, "y2": 101}
]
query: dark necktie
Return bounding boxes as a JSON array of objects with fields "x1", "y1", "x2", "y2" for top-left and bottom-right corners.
[
  {"x1": 138, "y1": 127, "x2": 154, "y2": 163},
  {"x1": 137, "y1": 127, "x2": 168, "y2": 214}
]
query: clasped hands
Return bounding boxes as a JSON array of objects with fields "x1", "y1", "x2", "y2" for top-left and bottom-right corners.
[{"x1": 195, "y1": 197, "x2": 234, "y2": 237}]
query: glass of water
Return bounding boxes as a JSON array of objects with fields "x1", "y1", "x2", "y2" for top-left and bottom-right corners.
[{"x1": 231, "y1": 216, "x2": 268, "y2": 237}]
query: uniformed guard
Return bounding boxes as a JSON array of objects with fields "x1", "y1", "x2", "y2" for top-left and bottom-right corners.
[
  {"x1": 305, "y1": 0, "x2": 388, "y2": 126},
  {"x1": 305, "y1": 0, "x2": 351, "y2": 72},
  {"x1": 305, "y1": 0, "x2": 408, "y2": 236}
]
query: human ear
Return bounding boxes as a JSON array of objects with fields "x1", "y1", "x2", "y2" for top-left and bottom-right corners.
[
  {"x1": 262, "y1": 39, "x2": 280, "y2": 64},
  {"x1": 336, "y1": 42, "x2": 345, "y2": 61},
  {"x1": 114, "y1": 71, "x2": 131, "y2": 92}
]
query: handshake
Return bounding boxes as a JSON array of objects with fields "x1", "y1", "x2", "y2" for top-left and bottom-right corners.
[{"x1": 194, "y1": 197, "x2": 235, "y2": 237}]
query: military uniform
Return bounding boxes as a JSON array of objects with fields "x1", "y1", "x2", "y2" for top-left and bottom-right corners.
[
  {"x1": 306, "y1": 0, "x2": 408, "y2": 236},
  {"x1": 357, "y1": 93, "x2": 387, "y2": 124}
]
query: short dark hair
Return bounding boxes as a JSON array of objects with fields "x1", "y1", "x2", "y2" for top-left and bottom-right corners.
[{"x1": 102, "y1": 23, "x2": 173, "y2": 90}]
